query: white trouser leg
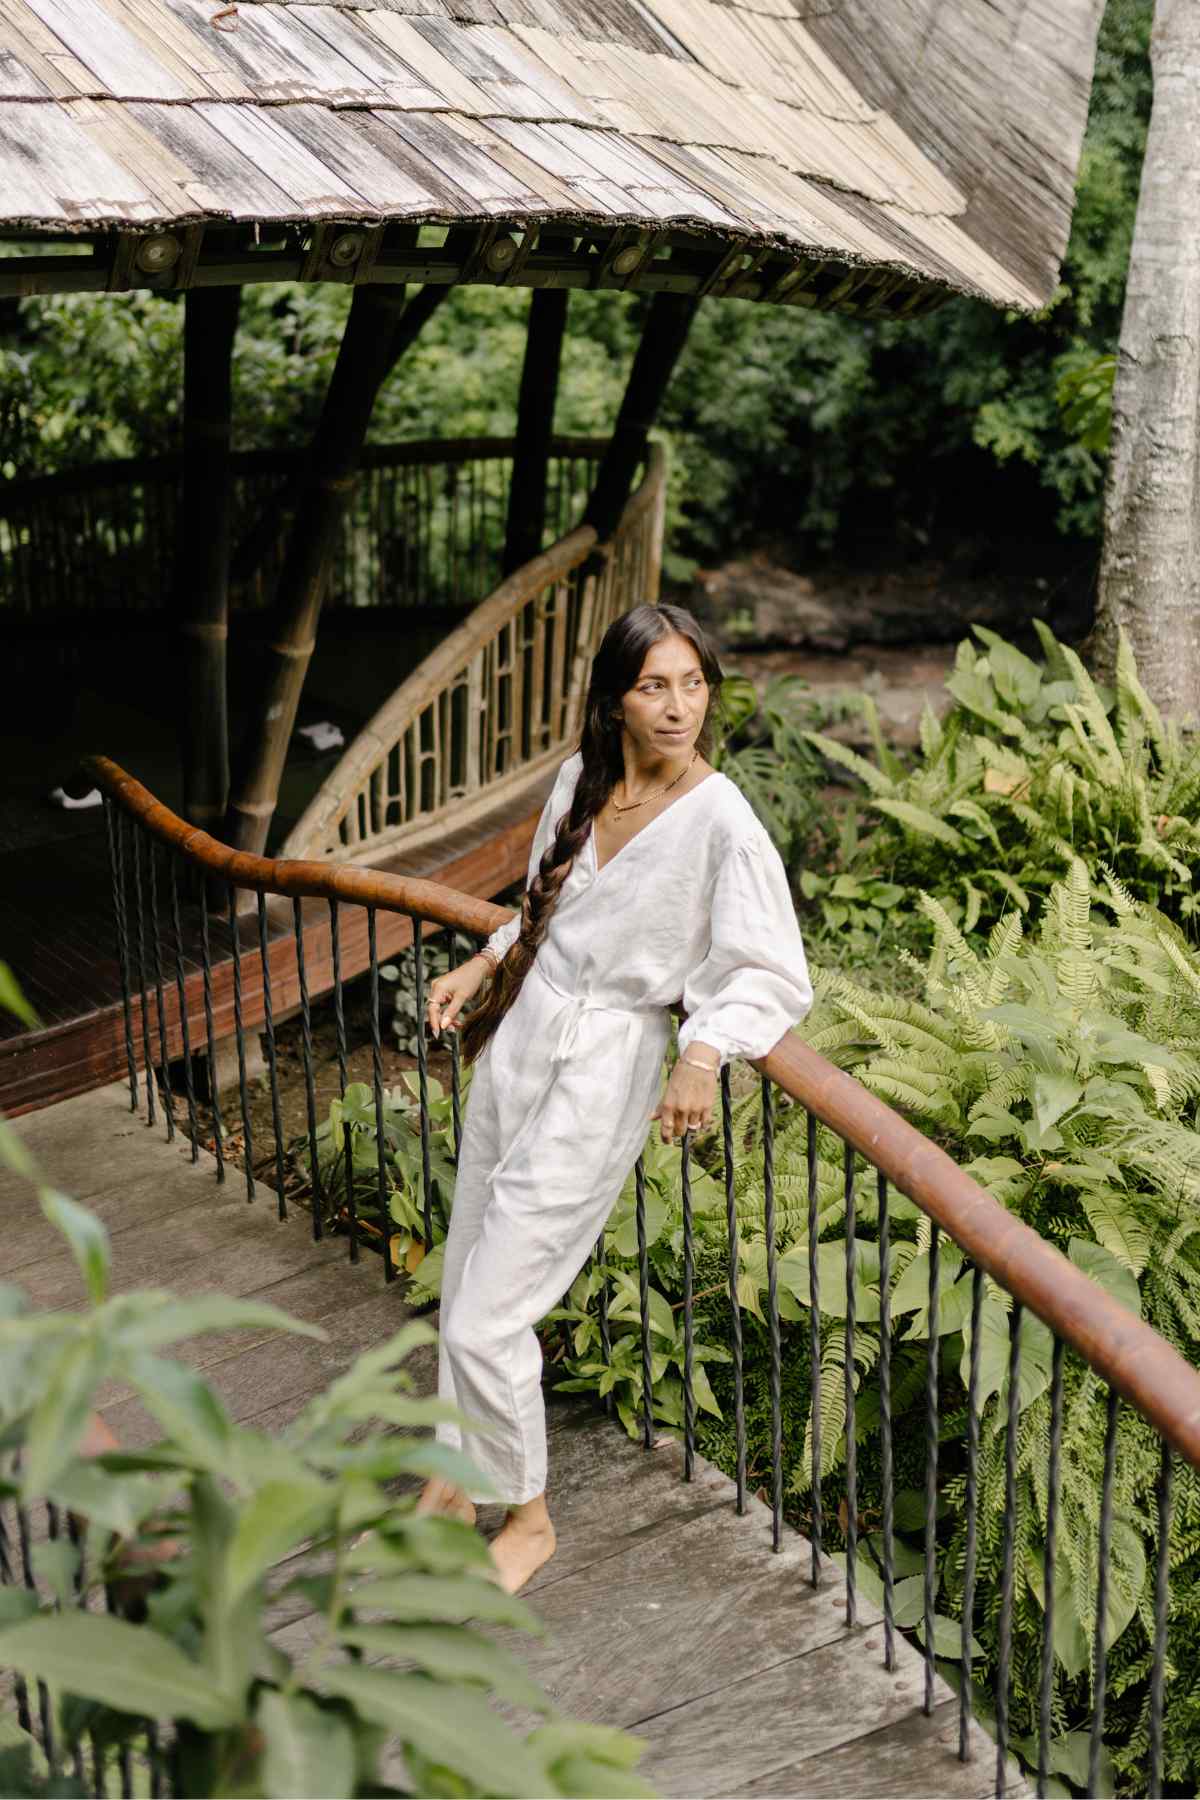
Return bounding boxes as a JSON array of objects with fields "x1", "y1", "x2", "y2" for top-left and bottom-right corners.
[{"x1": 438, "y1": 1158, "x2": 620, "y2": 1505}]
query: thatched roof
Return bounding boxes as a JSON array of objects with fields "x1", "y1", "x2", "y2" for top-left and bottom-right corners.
[{"x1": 0, "y1": 0, "x2": 1103, "y2": 313}]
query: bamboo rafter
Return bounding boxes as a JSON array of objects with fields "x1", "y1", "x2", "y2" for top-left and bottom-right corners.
[{"x1": 279, "y1": 442, "x2": 666, "y2": 866}]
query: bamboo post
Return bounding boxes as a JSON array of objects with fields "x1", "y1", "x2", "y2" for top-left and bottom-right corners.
[
  {"x1": 225, "y1": 284, "x2": 409, "y2": 856},
  {"x1": 502, "y1": 288, "x2": 568, "y2": 577},
  {"x1": 584, "y1": 292, "x2": 698, "y2": 544},
  {"x1": 177, "y1": 286, "x2": 240, "y2": 831}
]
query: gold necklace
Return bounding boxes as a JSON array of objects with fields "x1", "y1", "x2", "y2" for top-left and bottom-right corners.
[{"x1": 609, "y1": 749, "x2": 699, "y2": 814}]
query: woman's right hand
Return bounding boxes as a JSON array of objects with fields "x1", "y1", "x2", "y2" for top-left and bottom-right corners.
[{"x1": 426, "y1": 955, "x2": 492, "y2": 1038}]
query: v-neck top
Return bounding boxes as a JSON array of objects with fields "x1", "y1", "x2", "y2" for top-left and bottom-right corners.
[{"x1": 484, "y1": 749, "x2": 813, "y2": 1067}]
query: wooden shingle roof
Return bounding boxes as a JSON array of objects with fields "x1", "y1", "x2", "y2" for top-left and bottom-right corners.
[{"x1": 0, "y1": 0, "x2": 1104, "y2": 313}]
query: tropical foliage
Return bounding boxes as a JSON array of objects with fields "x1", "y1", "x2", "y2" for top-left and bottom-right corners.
[
  {"x1": 800, "y1": 624, "x2": 1200, "y2": 960},
  {"x1": 0, "y1": 1144, "x2": 652, "y2": 1797}
]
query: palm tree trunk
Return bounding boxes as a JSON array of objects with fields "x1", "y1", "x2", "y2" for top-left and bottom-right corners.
[{"x1": 1091, "y1": 0, "x2": 1200, "y2": 718}]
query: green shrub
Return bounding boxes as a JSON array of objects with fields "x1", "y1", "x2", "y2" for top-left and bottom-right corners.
[
  {"x1": 0, "y1": 1064, "x2": 652, "y2": 1797},
  {"x1": 802, "y1": 625, "x2": 1200, "y2": 954}
]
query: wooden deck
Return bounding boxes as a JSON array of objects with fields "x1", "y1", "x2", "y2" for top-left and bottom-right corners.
[
  {"x1": 2, "y1": 1081, "x2": 1022, "y2": 1798},
  {"x1": 0, "y1": 781, "x2": 547, "y2": 1118}
]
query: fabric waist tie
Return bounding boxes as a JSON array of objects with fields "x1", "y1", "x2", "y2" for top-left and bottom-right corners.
[{"x1": 485, "y1": 966, "x2": 665, "y2": 1188}]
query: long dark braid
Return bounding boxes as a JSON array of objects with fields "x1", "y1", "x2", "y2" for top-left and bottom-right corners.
[{"x1": 460, "y1": 602, "x2": 725, "y2": 1065}]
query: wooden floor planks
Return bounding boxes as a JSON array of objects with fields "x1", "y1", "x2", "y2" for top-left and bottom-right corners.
[{"x1": 1, "y1": 1081, "x2": 1025, "y2": 1799}]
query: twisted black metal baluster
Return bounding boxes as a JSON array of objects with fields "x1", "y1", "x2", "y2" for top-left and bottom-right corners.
[
  {"x1": 256, "y1": 892, "x2": 287, "y2": 1219},
  {"x1": 16, "y1": 1500, "x2": 55, "y2": 1773},
  {"x1": 167, "y1": 852, "x2": 198, "y2": 1160},
  {"x1": 1148, "y1": 1440, "x2": 1174, "y2": 1799},
  {"x1": 682, "y1": 1126, "x2": 695, "y2": 1481},
  {"x1": 1036, "y1": 1336, "x2": 1066, "y2": 1796},
  {"x1": 409, "y1": 915, "x2": 435, "y2": 1248},
  {"x1": 595, "y1": 1223, "x2": 612, "y2": 1414},
  {"x1": 807, "y1": 1108, "x2": 822, "y2": 1583},
  {"x1": 923, "y1": 1223, "x2": 941, "y2": 1717},
  {"x1": 843, "y1": 1139, "x2": 858, "y2": 1623},
  {"x1": 960, "y1": 1265, "x2": 984, "y2": 1762},
  {"x1": 130, "y1": 826, "x2": 157, "y2": 1126},
  {"x1": 104, "y1": 800, "x2": 138, "y2": 1111},
  {"x1": 146, "y1": 840, "x2": 175, "y2": 1142},
  {"x1": 0, "y1": 1508, "x2": 32, "y2": 1734},
  {"x1": 329, "y1": 901, "x2": 357, "y2": 1261},
  {"x1": 721, "y1": 1065, "x2": 746, "y2": 1512},
  {"x1": 227, "y1": 885, "x2": 256, "y2": 1204},
  {"x1": 635, "y1": 1155, "x2": 653, "y2": 1449},
  {"x1": 368, "y1": 908, "x2": 395, "y2": 1284},
  {"x1": 293, "y1": 898, "x2": 323, "y2": 1241},
  {"x1": 448, "y1": 934, "x2": 463, "y2": 1159},
  {"x1": 762, "y1": 1076, "x2": 782, "y2": 1550},
  {"x1": 995, "y1": 1301, "x2": 1024, "y2": 1793},
  {"x1": 146, "y1": 1723, "x2": 161, "y2": 1798},
  {"x1": 198, "y1": 881, "x2": 224, "y2": 1181},
  {"x1": 1088, "y1": 1387, "x2": 1121, "y2": 1797},
  {"x1": 877, "y1": 1169, "x2": 894, "y2": 1669}
]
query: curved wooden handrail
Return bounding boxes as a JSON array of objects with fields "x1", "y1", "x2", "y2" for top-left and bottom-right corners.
[
  {"x1": 75, "y1": 755, "x2": 511, "y2": 942},
  {"x1": 81, "y1": 753, "x2": 1200, "y2": 1473},
  {"x1": 757, "y1": 1033, "x2": 1200, "y2": 1471}
]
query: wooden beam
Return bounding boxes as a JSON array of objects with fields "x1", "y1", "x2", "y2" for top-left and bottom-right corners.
[
  {"x1": 176, "y1": 286, "x2": 240, "y2": 832},
  {"x1": 584, "y1": 292, "x2": 698, "y2": 542},
  {"x1": 224, "y1": 283, "x2": 408, "y2": 858},
  {"x1": 227, "y1": 284, "x2": 451, "y2": 593},
  {"x1": 503, "y1": 288, "x2": 568, "y2": 576}
]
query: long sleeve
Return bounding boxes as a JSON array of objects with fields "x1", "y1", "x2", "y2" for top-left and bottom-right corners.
[
  {"x1": 483, "y1": 771, "x2": 567, "y2": 962},
  {"x1": 677, "y1": 828, "x2": 813, "y2": 1067}
]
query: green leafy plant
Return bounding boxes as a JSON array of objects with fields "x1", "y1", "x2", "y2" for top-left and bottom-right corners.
[
  {"x1": 803, "y1": 624, "x2": 1200, "y2": 942},
  {"x1": 292, "y1": 1071, "x2": 464, "y2": 1274},
  {"x1": 0, "y1": 1156, "x2": 653, "y2": 1797}
]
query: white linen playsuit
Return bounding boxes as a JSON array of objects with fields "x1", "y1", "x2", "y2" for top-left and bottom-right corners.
[{"x1": 435, "y1": 748, "x2": 813, "y2": 1503}]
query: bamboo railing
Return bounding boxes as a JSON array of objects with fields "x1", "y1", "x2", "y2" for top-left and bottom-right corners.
[
  {"x1": 279, "y1": 443, "x2": 666, "y2": 866},
  {"x1": 0, "y1": 437, "x2": 608, "y2": 616}
]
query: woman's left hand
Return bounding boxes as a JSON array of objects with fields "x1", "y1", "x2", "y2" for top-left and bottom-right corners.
[{"x1": 652, "y1": 1059, "x2": 718, "y2": 1144}]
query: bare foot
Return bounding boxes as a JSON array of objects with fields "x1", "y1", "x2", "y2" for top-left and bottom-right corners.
[
  {"x1": 489, "y1": 1512, "x2": 557, "y2": 1594},
  {"x1": 415, "y1": 1476, "x2": 477, "y2": 1527}
]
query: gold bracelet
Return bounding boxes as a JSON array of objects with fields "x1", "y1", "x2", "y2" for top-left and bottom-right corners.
[
  {"x1": 680, "y1": 1052, "x2": 719, "y2": 1074},
  {"x1": 478, "y1": 947, "x2": 499, "y2": 971}
]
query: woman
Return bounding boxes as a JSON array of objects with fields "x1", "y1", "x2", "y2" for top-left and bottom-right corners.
[{"x1": 419, "y1": 603, "x2": 813, "y2": 1592}]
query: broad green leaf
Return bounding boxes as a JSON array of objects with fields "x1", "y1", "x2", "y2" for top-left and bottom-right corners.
[
  {"x1": 612, "y1": 1189, "x2": 667, "y2": 1259},
  {"x1": 226, "y1": 1479, "x2": 333, "y2": 1604},
  {"x1": 0, "y1": 1589, "x2": 38, "y2": 1626},
  {"x1": 348, "y1": 1572, "x2": 542, "y2": 1632},
  {"x1": 913, "y1": 1611, "x2": 983, "y2": 1660},
  {"x1": 31, "y1": 1539, "x2": 80, "y2": 1609},
  {"x1": 0, "y1": 1614, "x2": 237, "y2": 1728},
  {"x1": 1066, "y1": 1238, "x2": 1141, "y2": 1319},
  {"x1": 0, "y1": 1118, "x2": 36, "y2": 1183},
  {"x1": 22, "y1": 1334, "x2": 114, "y2": 1498},
  {"x1": 871, "y1": 800, "x2": 965, "y2": 852},
  {"x1": 321, "y1": 1666, "x2": 550, "y2": 1798},
  {"x1": 888, "y1": 1244, "x2": 963, "y2": 1318},
  {"x1": 0, "y1": 961, "x2": 37, "y2": 1028},
  {"x1": 124, "y1": 1352, "x2": 232, "y2": 1469},
  {"x1": 118, "y1": 1295, "x2": 327, "y2": 1352},
  {"x1": 960, "y1": 1292, "x2": 1054, "y2": 1420},
  {"x1": 1032, "y1": 1074, "x2": 1082, "y2": 1136},
  {"x1": 339, "y1": 1623, "x2": 551, "y2": 1710},
  {"x1": 40, "y1": 1191, "x2": 109, "y2": 1306},
  {"x1": 351, "y1": 1514, "x2": 495, "y2": 1576},
  {"x1": 257, "y1": 1688, "x2": 356, "y2": 1800},
  {"x1": 46, "y1": 1461, "x2": 173, "y2": 1539}
]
